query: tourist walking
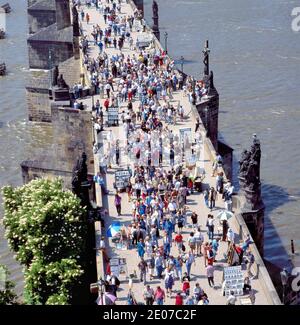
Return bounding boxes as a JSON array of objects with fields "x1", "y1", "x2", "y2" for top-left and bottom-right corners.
[
  {"x1": 138, "y1": 257, "x2": 148, "y2": 284},
  {"x1": 194, "y1": 227, "x2": 204, "y2": 256},
  {"x1": 202, "y1": 189, "x2": 209, "y2": 209},
  {"x1": 185, "y1": 251, "x2": 195, "y2": 277},
  {"x1": 206, "y1": 264, "x2": 215, "y2": 288},
  {"x1": 137, "y1": 239, "x2": 145, "y2": 259},
  {"x1": 164, "y1": 270, "x2": 175, "y2": 297},
  {"x1": 190, "y1": 212, "x2": 198, "y2": 229},
  {"x1": 143, "y1": 285, "x2": 154, "y2": 305},
  {"x1": 208, "y1": 187, "x2": 217, "y2": 210},
  {"x1": 226, "y1": 291, "x2": 237, "y2": 305},
  {"x1": 187, "y1": 232, "x2": 196, "y2": 255},
  {"x1": 155, "y1": 254, "x2": 164, "y2": 279},
  {"x1": 206, "y1": 214, "x2": 214, "y2": 240},
  {"x1": 175, "y1": 292, "x2": 183, "y2": 305},
  {"x1": 154, "y1": 286, "x2": 166, "y2": 305},
  {"x1": 114, "y1": 193, "x2": 122, "y2": 216}
]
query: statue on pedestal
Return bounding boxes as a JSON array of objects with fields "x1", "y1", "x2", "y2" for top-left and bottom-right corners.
[
  {"x1": 207, "y1": 70, "x2": 217, "y2": 96},
  {"x1": 72, "y1": 152, "x2": 91, "y2": 210},
  {"x1": 72, "y1": 4, "x2": 80, "y2": 37},
  {"x1": 203, "y1": 41, "x2": 210, "y2": 76},
  {"x1": 57, "y1": 74, "x2": 69, "y2": 89},
  {"x1": 239, "y1": 135, "x2": 262, "y2": 196},
  {"x1": 152, "y1": 1, "x2": 158, "y2": 17},
  {"x1": 51, "y1": 65, "x2": 59, "y2": 87},
  {"x1": 152, "y1": 0, "x2": 160, "y2": 40}
]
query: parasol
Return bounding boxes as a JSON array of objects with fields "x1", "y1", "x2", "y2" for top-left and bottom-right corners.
[
  {"x1": 106, "y1": 222, "x2": 122, "y2": 237},
  {"x1": 217, "y1": 210, "x2": 234, "y2": 221}
]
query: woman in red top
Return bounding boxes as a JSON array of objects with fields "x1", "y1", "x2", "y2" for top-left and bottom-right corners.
[
  {"x1": 175, "y1": 292, "x2": 183, "y2": 305},
  {"x1": 104, "y1": 98, "x2": 110, "y2": 111},
  {"x1": 182, "y1": 280, "x2": 190, "y2": 296},
  {"x1": 174, "y1": 232, "x2": 183, "y2": 253}
]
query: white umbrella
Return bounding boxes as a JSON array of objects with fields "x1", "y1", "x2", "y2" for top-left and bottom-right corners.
[{"x1": 217, "y1": 210, "x2": 234, "y2": 221}]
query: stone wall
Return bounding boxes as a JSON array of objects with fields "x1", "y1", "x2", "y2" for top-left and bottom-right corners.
[
  {"x1": 28, "y1": 41, "x2": 74, "y2": 70},
  {"x1": 21, "y1": 160, "x2": 73, "y2": 189},
  {"x1": 50, "y1": 105, "x2": 94, "y2": 174},
  {"x1": 26, "y1": 69, "x2": 51, "y2": 122},
  {"x1": 26, "y1": 54, "x2": 81, "y2": 122},
  {"x1": 195, "y1": 94, "x2": 219, "y2": 151},
  {"x1": 28, "y1": 9, "x2": 56, "y2": 35},
  {"x1": 55, "y1": 0, "x2": 71, "y2": 31}
]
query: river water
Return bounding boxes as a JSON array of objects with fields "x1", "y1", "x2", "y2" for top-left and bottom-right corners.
[{"x1": 0, "y1": 0, "x2": 299, "y2": 293}]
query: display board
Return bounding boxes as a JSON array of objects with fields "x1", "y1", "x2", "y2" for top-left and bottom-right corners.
[
  {"x1": 179, "y1": 128, "x2": 192, "y2": 162},
  {"x1": 115, "y1": 169, "x2": 131, "y2": 190},
  {"x1": 109, "y1": 258, "x2": 127, "y2": 278},
  {"x1": 223, "y1": 266, "x2": 244, "y2": 297},
  {"x1": 107, "y1": 107, "x2": 119, "y2": 126}
]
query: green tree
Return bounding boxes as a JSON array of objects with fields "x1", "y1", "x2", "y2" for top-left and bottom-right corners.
[
  {"x1": 2, "y1": 178, "x2": 87, "y2": 305},
  {"x1": 0, "y1": 264, "x2": 18, "y2": 305}
]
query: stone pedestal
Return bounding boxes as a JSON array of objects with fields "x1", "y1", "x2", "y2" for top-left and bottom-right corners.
[{"x1": 51, "y1": 87, "x2": 71, "y2": 102}]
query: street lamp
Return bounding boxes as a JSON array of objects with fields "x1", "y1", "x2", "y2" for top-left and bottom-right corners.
[
  {"x1": 164, "y1": 32, "x2": 168, "y2": 54},
  {"x1": 280, "y1": 268, "x2": 288, "y2": 304},
  {"x1": 180, "y1": 56, "x2": 184, "y2": 73}
]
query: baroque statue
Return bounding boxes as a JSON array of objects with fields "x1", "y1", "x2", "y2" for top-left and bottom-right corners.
[
  {"x1": 51, "y1": 65, "x2": 59, "y2": 87},
  {"x1": 239, "y1": 135, "x2": 262, "y2": 191},
  {"x1": 152, "y1": 0, "x2": 158, "y2": 17},
  {"x1": 72, "y1": 152, "x2": 91, "y2": 209},
  {"x1": 57, "y1": 74, "x2": 69, "y2": 89}
]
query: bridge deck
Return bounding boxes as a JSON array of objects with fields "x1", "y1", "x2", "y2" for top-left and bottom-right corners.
[{"x1": 80, "y1": 1, "x2": 269, "y2": 305}]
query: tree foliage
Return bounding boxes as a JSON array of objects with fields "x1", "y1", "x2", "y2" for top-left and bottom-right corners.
[
  {"x1": 0, "y1": 264, "x2": 18, "y2": 305},
  {"x1": 2, "y1": 178, "x2": 87, "y2": 305}
]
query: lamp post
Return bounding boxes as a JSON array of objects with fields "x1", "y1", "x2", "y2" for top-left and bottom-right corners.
[
  {"x1": 280, "y1": 268, "x2": 288, "y2": 305},
  {"x1": 164, "y1": 32, "x2": 168, "y2": 54},
  {"x1": 180, "y1": 56, "x2": 184, "y2": 73}
]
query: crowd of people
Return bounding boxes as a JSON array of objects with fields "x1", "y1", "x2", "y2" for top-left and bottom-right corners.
[{"x1": 77, "y1": 0, "x2": 257, "y2": 305}]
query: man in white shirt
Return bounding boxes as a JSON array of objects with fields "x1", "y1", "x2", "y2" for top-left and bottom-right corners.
[{"x1": 226, "y1": 291, "x2": 237, "y2": 305}]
